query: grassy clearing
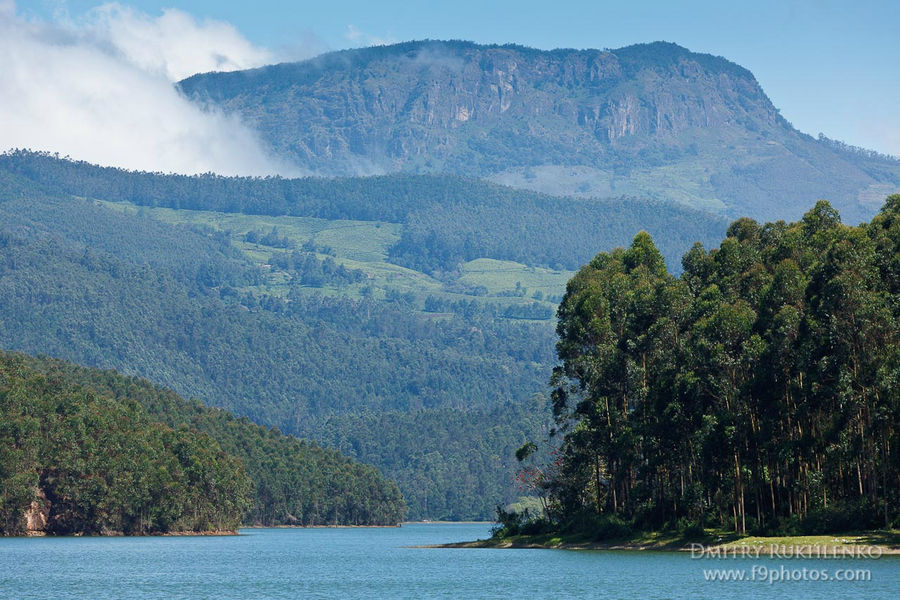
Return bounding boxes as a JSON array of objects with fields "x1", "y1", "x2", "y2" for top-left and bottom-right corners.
[
  {"x1": 459, "y1": 259, "x2": 572, "y2": 298},
  {"x1": 718, "y1": 531, "x2": 900, "y2": 553},
  {"x1": 95, "y1": 200, "x2": 569, "y2": 319},
  {"x1": 97, "y1": 200, "x2": 402, "y2": 261}
]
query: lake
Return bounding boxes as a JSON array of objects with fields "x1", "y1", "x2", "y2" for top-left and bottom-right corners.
[{"x1": 2, "y1": 523, "x2": 898, "y2": 598}]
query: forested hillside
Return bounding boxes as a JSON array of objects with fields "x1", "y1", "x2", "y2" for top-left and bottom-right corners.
[
  {"x1": 509, "y1": 196, "x2": 900, "y2": 539},
  {"x1": 0, "y1": 351, "x2": 405, "y2": 534},
  {"x1": 0, "y1": 150, "x2": 726, "y2": 271},
  {"x1": 0, "y1": 227, "x2": 547, "y2": 418},
  {"x1": 179, "y1": 40, "x2": 900, "y2": 224},
  {"x1": 0, "y1": 151, "x2": 732, "y2": 519},
  {"x1": 317, "y1": 397, "x2": 552, "y2": 520},
  {"x1": 0, "y1": 352, "x2": 250, "y2": 535},
  {"x1": 0, "y1": 158, "x2": 557, "y2": 519},
  {"x1": 18, "y1": 354, "x2": 406, "y2": 527}
]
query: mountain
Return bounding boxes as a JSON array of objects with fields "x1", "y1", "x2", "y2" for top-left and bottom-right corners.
[
  {"x1": 0, "y1": 152, "x2": 730, "y2": 519},
  {"x1": 180, "y1": 40, "x2": 900, "y2": 224}
]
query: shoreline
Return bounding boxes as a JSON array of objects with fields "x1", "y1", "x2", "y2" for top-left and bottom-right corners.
[
  {"x1": 161, "y1": 530, "x2": 239, "y2": 536},
  {"x1": 15, "y1": 529, "x2": 240, "y2": 538},
  {"x1": 16, "y1": 520, "x2": 487, "y2": 536},
  {"x1": 241, "y1": 521, "x2": 491, "y2": 530},
  {"x1": 240, "y1": 524, "x2": 402, "y2": 529},
  {"x1": 427, "y1": 539, "x2": 682, "y2": 551},
  {"x1": 426, "y1": 531, "x2": 900, "y2": 555},
  {"x1": 404, "y1": 520, "x2": 493, "y2": 525}
]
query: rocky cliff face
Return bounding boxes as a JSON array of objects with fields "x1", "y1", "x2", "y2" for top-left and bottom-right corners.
[
  {"x1": 23, "y1": 489, "x2": 49, "y2": 536},
  {"x1": 182, "y1": 42, "x2": 774, "y2": 167},
  {"x1": 181, "y1": 40, "x2": 900, "y2": 223}
]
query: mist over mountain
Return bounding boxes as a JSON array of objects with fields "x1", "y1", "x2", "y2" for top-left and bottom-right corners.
[
  {"x1": 180, "y1": 40, "x2": 900, "y2": 224},
  {"x1": 0, "y1": 2, "x2": 287, "y2": 176}
]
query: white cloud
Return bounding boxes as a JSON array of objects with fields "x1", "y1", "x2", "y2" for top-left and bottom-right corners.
[
  {"x1": 86, "y1": 3, "x2": 274, "y2": 82},
  {"x1": 0, "y1": 2, "x2": 296, "y2": 176},
  {"x1": 345, "y1": 24, "x2": 396, "y2": 47}
]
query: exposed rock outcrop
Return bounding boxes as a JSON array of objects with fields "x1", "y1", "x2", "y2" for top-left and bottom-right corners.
[
  {"x1": 24, "y1": 488, "x2": 49, "y2": 536},
  {"x1": 180, "y1": 40, "x2": 900, "y2": 223}
]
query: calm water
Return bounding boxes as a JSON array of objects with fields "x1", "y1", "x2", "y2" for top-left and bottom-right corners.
[{"x1": 2, "y1": 523, "x2": 898, "y2": 599}]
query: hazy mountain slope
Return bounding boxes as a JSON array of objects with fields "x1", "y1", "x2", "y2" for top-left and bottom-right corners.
[
  {"x1": 0, "y1": 153, "x2": 726, "y2": 519},
  {"x1": 180, "y1": 40, "x2": 900, "y2": 223},
  {"x1": 0, "y1": 150, "x2": 727, "y2": 272},
  {"x1": 0, "y1": 167, "x2": 550, "y2": 519}
]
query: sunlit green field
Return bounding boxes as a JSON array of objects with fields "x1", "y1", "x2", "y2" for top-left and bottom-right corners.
[{"x1": 98, "y1": 200, "x2": 572, "y2": 317}]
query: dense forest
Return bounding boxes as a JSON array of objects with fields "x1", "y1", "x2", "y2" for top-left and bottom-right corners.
[
  {"x1": 0, "y1": 158, "x2": 558, "y2": 519},
  {"x1": 0, "y1": 219, "x2": 550, "y2": 417},
  {"x1": 0, "y1": 351, "x2": 407, "y2": 535},
  {"x1": 317, "y1": 396, "x2": 552, "y2": 521},
  {"x1": 0, "y1": 352, "x2": 250, "y2": 535},
  {"x1": 505, "y1": 197, "x2": 900, "y2": 538}
]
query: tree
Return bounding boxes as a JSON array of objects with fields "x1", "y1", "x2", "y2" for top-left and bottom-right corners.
[{"x1": 537, "y1": 199, "x2": 900, "y2": 537}]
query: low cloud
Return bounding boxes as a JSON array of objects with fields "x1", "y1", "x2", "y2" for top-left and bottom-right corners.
[
  {"x1": 345, "y1": 24, "x2": 396, "y2": 47},
  {"x1": 0, "y1": 2, "x2": 296, "y2": 176},
  {"x1": 86, "y1": 4, "x2": 275, "y2": 81}
]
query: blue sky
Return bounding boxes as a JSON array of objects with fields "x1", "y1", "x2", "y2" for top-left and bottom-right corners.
[{"x1": 20, "y1": 0, "x2": 900, "y2": 156}]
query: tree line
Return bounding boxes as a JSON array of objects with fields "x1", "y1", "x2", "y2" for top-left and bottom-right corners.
[
  {"x1": 526, "y1": 197, "x2": 900, "y2": 537},
  {"x1": 0, "y1": 150, "x2": 726, "y2": 272}
]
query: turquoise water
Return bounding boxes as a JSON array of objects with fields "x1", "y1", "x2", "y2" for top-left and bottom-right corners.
[{"x1": 2, "y1": 523, "x2": 898, "y2": 599}]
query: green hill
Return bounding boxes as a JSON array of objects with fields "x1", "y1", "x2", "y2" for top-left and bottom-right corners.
[{"x1": 0, "y1": 351, "x2": 406, "y2": 535}]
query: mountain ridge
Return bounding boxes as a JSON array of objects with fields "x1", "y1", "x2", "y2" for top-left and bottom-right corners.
[
  {"x1": 179, "y1": 39, "x2": 900, "y2": 224},
  {"x1": 182, "y1": 40, "x2": 759, "y2": 90}
]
